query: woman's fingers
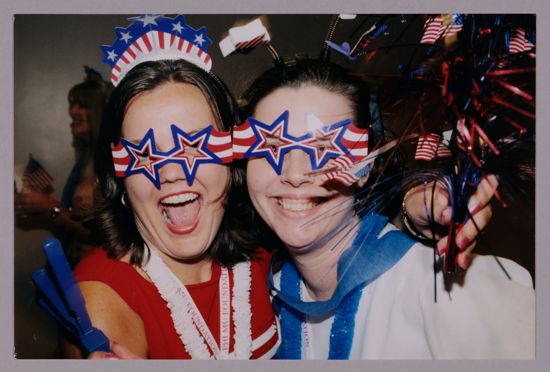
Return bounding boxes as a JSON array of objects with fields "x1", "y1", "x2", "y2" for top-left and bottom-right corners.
[
  {"x1": 87, "y1": 351, "x2": 118, "y2": 359},
  {"x1": 436, "y1": 236, "x2": 449, "y2": 256},
  {"x1": 111, "y1": 342, "x2": 141, "y2": 359},
  {"x1": 465, "y1": 174, "x2": 499, "y2": 216},
  {"x1": 436, "y1": 204, "x2": 493, "y2": 269},
  {"x1": 422, "y1": 175, "x2": 498, "y2": 272},
  {"x1": 436, "y1": 234, "x2": 474, "y2": 270},
  {"x1": 456, "y1": 204, "x2": 493, "y2": 250},
  {"x1": 456, "y1": 243, "x2": 476, "y2": 270},
  {"x1": 449, "y1": 176, "x2": 498, "y2": 269},
  {"x1": 86, "y1": 342, "x2": 141, "y2": 360}
]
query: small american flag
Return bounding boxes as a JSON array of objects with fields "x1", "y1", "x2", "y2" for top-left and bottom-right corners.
[
  {"x1": 321, "y1": 156, "x2": 360, "y2": 186},
  {"x1": 415, "y1": 134, "x2": 441, "y2": 161},
  {"x1": 311, "y1": 134, "x2": 419, "y2": 187},
  {"x1": 23, "y1": 155, "x2": 54, "y2": 191},
  {"x1": 420, "y1": 14, "x2": 463, "y2": 45},
  {"x1": 420, "y1": 15, "x2": 444, "y2": 44},
  {"x1": 509, "y1": 28, "x2": 535, "y2": 54},
  {"x1": 415, "y1": 133, "x2": 452, "y2": 161}
]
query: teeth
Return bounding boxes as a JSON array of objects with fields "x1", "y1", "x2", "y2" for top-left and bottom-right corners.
[
  {"x1": 161, "y1": 193, "x2": 199, "y2": 205},
  {"x1": 162, "y1": 209, "x2": 172, "y2": 224},
  {"x1": 278, "y1": 199, "x2": 317, "y2": 211}
]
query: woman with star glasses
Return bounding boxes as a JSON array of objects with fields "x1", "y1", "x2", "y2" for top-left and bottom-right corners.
[
  {"x1": 65, "y1": 59, "x2": 279, "y2": 359},
  {"x1": 239, "y1": 58, "x2": 534, "y2": 359}
]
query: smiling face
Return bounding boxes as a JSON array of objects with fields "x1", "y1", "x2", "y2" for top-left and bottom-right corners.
[
  {"x1": 122, "y1": 82, "x2": 229, "y2": 264},
  {"x1": 246, "y1": 85, "x2": 358, "y2": 252}
]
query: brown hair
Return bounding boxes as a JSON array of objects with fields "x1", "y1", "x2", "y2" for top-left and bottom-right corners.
[{"x1": 93, "y1": 59, "x2": 260, "y2": 266}]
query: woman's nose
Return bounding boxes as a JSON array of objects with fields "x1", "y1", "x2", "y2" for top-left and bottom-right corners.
[
  {"x1": 280, "y1": 150, "x2": 313, "y2": 187},
  {"x1": 159, "y1": 161, "x2": 187, "y2": 185}
]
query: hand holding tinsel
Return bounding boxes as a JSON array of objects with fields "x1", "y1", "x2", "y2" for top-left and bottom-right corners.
[{"x1": 402, "y1": 174, "x2": 498, "y2": 270}]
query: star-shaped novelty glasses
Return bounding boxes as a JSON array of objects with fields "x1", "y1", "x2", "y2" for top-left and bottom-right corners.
[
  {"x1": 112, "y1": 124, "x2": 232, "y2": 188},
  {"x1": 232, "y1": 110, "x2": 369, "y2": 174}
]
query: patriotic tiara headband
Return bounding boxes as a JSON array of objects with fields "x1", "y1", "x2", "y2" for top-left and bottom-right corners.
[{"x1": 102, "y1": 14, "x2": 213, "y2": 86}]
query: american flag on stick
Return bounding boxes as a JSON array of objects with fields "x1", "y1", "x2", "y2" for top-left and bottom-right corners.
[
  {"x1": 414, "y1": 132, "x2": 453, "y2": 161},
  {"x1": 321, "y1": 155, "x2": 360, "y2": 186},
  {"x1": 23, "y1": 155, "x2": 54, "y2": 191},
  {"x1": 420, "y1": 15, "x2": 444, "y2": 44}
]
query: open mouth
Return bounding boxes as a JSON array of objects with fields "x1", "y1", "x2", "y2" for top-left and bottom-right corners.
[{"x1": 159, "y1": 192, "x2": 201, "y2": 233}]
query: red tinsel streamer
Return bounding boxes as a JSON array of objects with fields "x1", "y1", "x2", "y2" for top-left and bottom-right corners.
[
  {"x1": 491, "y1": 96, "x2": 536, "y2": 119},
  {"x1": 485, "y1": 67, "x2": 535, "y2": 76},
  {"x1": 493, "y1": 79, "x2": 534, "y2": 101}
]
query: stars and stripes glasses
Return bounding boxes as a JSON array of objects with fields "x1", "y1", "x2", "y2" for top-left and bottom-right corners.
[
  {"x1": 111, "y1": 124, "x2": 232, "y2": 189},
  {"x1": 232, "y1": 110, "x2": 369, "y2": 176},
  {"x1": 111, "y1": 112, "x2": 370, "y2": 188}
]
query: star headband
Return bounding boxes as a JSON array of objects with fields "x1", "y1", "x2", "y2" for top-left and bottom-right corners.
[
  {"x1": 102, "y1": 14, "x2": 213, "y2": 86},
  {"x1": 111, "y1": 124, "x2": 232, "y2": 188},
  {"x1": 233, "y1": 110, "x2": 369, "y2": 174}
]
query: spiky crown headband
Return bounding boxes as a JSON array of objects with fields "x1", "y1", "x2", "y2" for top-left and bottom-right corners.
[{"x1": 101, "y1": 14, "x2": 213, "y2": 86}]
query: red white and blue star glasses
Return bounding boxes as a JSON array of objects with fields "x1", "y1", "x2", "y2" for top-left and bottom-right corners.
[
  {"x1": 233, "y1": 110, "x2": 369, "y2": 175},
  {"x1": 111, "y1": 124, "x2": 232, "y2": 188}
]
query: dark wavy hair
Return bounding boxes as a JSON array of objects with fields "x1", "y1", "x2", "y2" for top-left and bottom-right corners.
[
  {"x1": 238, "y1": 58, "x2": 402, "y2": 254},
  {"x1": 240, "y1": 59, "x2": 373, "y2": 132},
  {"x1": 92, "y1": 59, "x2": 259, "y2": 266},
  {"x1": 238, "y1": 59, "x2": 373, "y2": 251}
]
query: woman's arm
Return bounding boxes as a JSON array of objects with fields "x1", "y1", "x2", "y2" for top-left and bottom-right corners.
[
  {"x1": 15, "y1": 190, "x2": 92, "y2": 244},
  {"x1": 62, "y1": 281, "x2": 148, "y2": 359}
]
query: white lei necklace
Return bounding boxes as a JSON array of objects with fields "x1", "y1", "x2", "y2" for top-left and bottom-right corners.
[{"x1": 142, "y1": 245, "x2": 252, "y2": 359}]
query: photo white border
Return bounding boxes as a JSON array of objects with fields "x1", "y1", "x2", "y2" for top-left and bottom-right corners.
[{"x1": 2, "y1": 0, "x2": 548, "y2": 371}]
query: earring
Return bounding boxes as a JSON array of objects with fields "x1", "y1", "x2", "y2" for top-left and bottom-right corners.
[{"x1": 121, "y1": 191, "x2": 130, "y2": 208}]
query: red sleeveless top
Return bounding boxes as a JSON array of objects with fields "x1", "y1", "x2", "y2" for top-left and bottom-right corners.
[{"x1": 74, "y1": 248, "x2": 278, "y2": 359}]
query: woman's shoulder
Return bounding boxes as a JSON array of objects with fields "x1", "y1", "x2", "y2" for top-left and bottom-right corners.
[
  {"x1": 75, "y1": 247, "x2": 133, "y2": 279},
  {"x1": 465, "y1": 254, "x2": 533, "y2": 288},
  {"x1": 74, "y1": 247, "x2": 155, "y2": 306}
]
